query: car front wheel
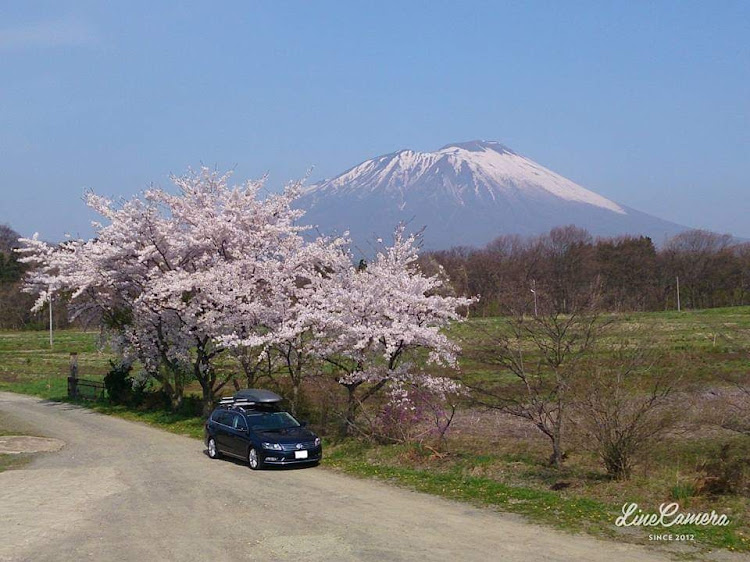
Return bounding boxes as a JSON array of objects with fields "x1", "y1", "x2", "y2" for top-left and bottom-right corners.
[
  {"x1": 207, "y1": 437, "x2": 220, "y2": 459},
  {"x1": 248, "y1": 447, "x2": 263, "y2": 470}
]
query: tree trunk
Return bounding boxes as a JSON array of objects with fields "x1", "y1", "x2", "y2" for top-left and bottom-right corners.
[
  {"x1": 170, "y1": 391, "x2": 183, "y2": 412},
  {"x1": 549, "y1": 436, "x2": 564, "y2": 468},
  {"x1": 340, "y1": 385, "x2": 359, "y2": 437},
  {"x1": 201, "y1": 383, "x2": 214, "y2": 417},
  {"x1": 158, "y1": 373, "x2": 184, "y2": 412},
  {"x1": 290, "y1": 382, "x2": 300, "y2": 416},
  {"x1": 196, "y1": 364, "x2": 217, "y2": 418}
]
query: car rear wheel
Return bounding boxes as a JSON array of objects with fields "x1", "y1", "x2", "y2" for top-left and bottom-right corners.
[
  {"x1": 248, "y1": 447, "x2": 263, "y2": 470},
  {"x1": 207, "y1": 437, "x2": 220, "y2": 459}
]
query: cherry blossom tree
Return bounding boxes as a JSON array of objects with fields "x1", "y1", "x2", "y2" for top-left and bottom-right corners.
[
  {"x1": 19, "y1": 168, "x2": 343, "y2": 414},
  {"x1": 303, "y1": 226, "x2": 476, "y2": 434}
]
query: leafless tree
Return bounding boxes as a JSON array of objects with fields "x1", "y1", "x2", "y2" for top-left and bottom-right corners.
[
  {"x1": 720, "y1": 382, "x2": 750, "y2": 436},
  {"x1": 712, "y1": 330, "x2": 750, "y2": 436},
  {"x1": 540, "y1": 226, "x2": 595, "y2": 314},
  {"x1": 660, "y1": 229, "x2": 736, "y2": 309},
  {"x1": 464, "y1": 288, "x2": 604, "y2": 468},
  {"x1": 571, "y1": 347, "x2": 679, "y2": 480}
]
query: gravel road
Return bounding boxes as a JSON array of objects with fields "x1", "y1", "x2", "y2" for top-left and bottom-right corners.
[{"x1": 0, "y1": 392, "x2": 678, "y2": 561}]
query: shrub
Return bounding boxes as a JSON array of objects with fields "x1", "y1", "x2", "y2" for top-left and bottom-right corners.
[
  {"x1": 696, "y1": 443, "x2": 750, "y2": 496},
  {"x1": 177, "y1": 395, "x2": 203, "y2": 417},
  {"x1": 104, "y1": 360, "x2": 134, "y2": 405},
  {"x1": 572, "y1": 349, "x2": 679, "y2": 480},
  {"x1": 371, "y1": 376, "x2": 462, "y2": 449}
]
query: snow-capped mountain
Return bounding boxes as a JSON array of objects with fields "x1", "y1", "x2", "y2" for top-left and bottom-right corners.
[{"x1": 298, "y1": 141, "x2": 687, "y2": 250}]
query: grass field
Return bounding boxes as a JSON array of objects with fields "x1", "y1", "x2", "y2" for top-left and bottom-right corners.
[
  {"x1": 0, "y1": 330, "x2": 109, "y2": 397},
  {"x1": 449, "y1": 306, "x2": 750, "y2": 386},
  {"x1": 0, "y1": 307, "x2": 748, "y2": 555}
]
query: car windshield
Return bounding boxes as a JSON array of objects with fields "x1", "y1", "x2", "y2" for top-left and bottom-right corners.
[{"x1": 246, "y1": 411, "x2": 300, "y2": 431}]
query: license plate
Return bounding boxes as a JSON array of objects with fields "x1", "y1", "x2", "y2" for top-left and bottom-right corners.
[{"x1": 294, "y1": 450, "x2": 308, "y2": 459}]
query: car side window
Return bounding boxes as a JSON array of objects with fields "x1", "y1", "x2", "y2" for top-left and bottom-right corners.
[
  {"x1": 232, "y1": 414, "x2": 247, "y2": 431},
  {"x1": 213, "y1": 410, "x2": 232, "y2": 426},
  {"x1": 221, "y1": 411, "x2": 231, "y2": 426}
]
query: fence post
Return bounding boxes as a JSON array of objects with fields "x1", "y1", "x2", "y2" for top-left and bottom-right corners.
[{"x1": 68, "y1": 352, "x2": 79, "y2": 399}]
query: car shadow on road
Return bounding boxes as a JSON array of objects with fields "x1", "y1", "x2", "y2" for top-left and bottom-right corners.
[{"x1": 202, "y1": 450, "x2": 319, "y2": 471}]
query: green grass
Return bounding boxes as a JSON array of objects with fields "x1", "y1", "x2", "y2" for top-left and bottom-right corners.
[
  {"x1": 0, "y1": 329, "x2": 110, "y2": 398},
  {"x1": 449, "y1": 305, "x2": 750, "y2": 386}
]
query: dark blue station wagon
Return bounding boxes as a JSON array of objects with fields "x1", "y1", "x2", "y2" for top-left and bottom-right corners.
[{"x1": 204, "y1": 389, "x2": 322, "y2": 469}]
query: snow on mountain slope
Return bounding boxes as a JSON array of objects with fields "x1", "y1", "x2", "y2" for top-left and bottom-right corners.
[
  {"x1": 297, "y1": 141, "x2": 686, "y2": 250},
  {"x1": 311, "y1": 141, "x2": 625, "y2": 214}
]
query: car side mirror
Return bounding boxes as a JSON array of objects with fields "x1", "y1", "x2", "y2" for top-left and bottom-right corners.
[{"x1": 299, "y1": 420, "x2": 308, "y2": 427}]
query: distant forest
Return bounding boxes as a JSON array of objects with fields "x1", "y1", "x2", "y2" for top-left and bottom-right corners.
[
  {"x1": 2, "y1": 223, "x2": 749, "y2": 330},
  {"x1": 421, "y1": 226, "x2": 750, "y2": 316}
]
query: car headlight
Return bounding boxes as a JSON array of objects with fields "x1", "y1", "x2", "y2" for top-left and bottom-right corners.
[
  {"x1": 262, "y1": 442, "x2": 283, "y2": 451},
  {"x1": 314, "y1": 437, "x2": 321, "y2": 447}
]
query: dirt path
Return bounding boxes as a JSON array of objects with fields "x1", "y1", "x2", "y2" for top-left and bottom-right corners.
[{"x1": 0, "y1": 392, "x2": 685, "y2": 561}]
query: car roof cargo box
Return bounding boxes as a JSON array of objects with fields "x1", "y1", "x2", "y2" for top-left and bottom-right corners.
[{"x1": 232, "y1": 389, "x2": 283, "y2": 404}]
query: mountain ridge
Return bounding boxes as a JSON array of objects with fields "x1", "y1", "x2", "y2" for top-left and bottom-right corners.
[{"x1": 298, "y1": 141, "x2": 688, "y2": 250}]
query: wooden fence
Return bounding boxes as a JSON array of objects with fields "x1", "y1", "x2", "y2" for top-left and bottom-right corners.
[{"x1": 66, "y1": 352, "x2": 106, "y2": 401}]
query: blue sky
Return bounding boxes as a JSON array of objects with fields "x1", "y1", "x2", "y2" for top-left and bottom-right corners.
[{"x1": 2, "y1": 1, "x2": 748, "y2": 240}]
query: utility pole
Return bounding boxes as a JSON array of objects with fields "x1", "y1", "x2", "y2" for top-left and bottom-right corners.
[
  {"x1": 530, "y1": 279, "x2": 538, "y2": 317},
  {"x1": 676, "y1": 276, "x2": 681, "y2": 312},
  {"x1": 49, "y1": 289, "x2": 53, "y2": 348}
]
